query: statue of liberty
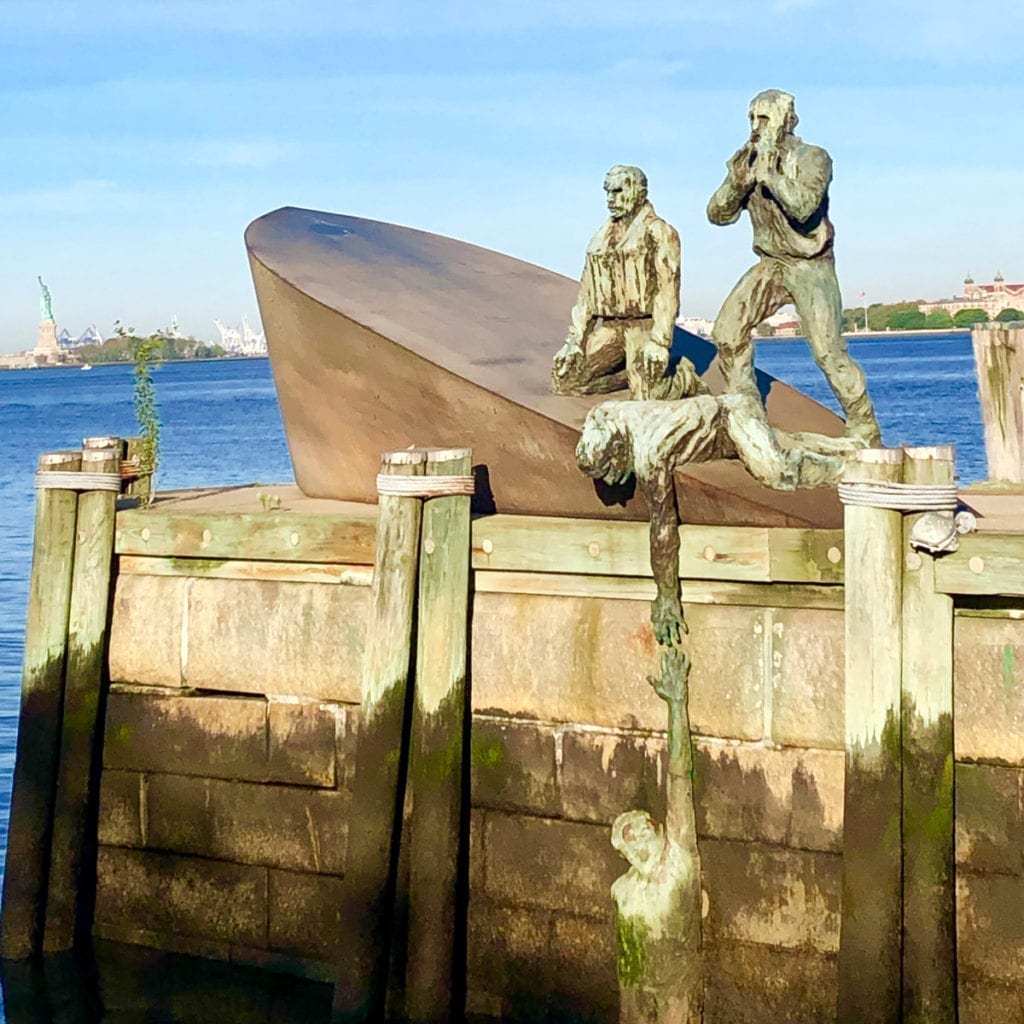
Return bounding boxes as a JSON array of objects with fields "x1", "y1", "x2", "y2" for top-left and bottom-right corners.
[{"x1": 37, "y1": 277, "x2": 53, "y2": 322}]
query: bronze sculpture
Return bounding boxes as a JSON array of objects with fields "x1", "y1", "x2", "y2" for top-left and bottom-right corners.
[
  {"x1": 577, "y1": 394, "x2": 863, "y2": 645},
  {"x1": 707, "y1": 89, "x2": 881, "y2": 445},
  {"x1": 552, "y1": 166, "x2": 705, "y2": 400},
  {"x1": 612, "y1": 648, "x2": 703, "y2": 1024}
]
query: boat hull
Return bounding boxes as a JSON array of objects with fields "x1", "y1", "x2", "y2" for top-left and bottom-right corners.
[{"x1": 247, "y1": 207, "x2": 846, "y2": 526}]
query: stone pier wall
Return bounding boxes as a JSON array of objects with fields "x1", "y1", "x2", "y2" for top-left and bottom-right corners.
[
  {"x1": 92, "y1": 548, "x2": 1024, "y2": 1022},
  {"x1": 96, "y1": 569, "x2": 846, "y2": 1022}
]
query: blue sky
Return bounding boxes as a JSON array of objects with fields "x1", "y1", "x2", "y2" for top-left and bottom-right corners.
[{"x1": 1, "y1": 0, "x2": 1022, "y2": 351}]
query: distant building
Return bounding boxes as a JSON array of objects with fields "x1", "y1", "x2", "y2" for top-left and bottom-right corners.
[
  {"x1": 677, "y1": 315, "x2": 714, "y2": 339},
  {"x1": 919, "y1": 273, "x2": 1024, "y2": 319}
]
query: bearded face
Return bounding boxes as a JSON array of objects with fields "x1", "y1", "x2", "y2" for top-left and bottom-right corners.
[{"x1": 747, "y1": 90, "x2": 796, "y2": 152}]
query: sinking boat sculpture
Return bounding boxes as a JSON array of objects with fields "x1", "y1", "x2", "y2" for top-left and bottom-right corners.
[{"x1": 247, "y1": 206, "x2": 846, "y2": 526}]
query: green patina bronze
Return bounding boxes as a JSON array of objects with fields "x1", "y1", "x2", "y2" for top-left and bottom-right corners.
[
  {"x1": 551, "y1": 166, "x2": 704, "y2": 402},
  {"x1": 610, "y1": 648, "x2": 703, "y2": 1023},
  {"x1": 707, "y1": 89, "x2": 880, "y2": 446}
]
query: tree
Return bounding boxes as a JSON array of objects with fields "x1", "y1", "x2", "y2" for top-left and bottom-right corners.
[
  {"x1": 924, "y1": 310, "x2": 954, "y2": 329},
  {"x1": 996, "y1": 308, "x2": 1024, "y2": 323},
  {"x1": 753, "y1": 322, "x2": 775, "y2": 337},
  {"x1": 887, "y1": 309, "x2": 927, "y2": 330},
  {"x1": 953, "y1": 308, "x2": 989, "y2": 328},
  {"x1": 841, "y1": 308, "x2": 865, "y2": 332}
]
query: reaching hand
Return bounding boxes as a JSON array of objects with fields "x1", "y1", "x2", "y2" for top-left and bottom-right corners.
[
  {"x1": 651, "y1": 592, "x2": 687, "y2": 647},
  {"x1": 649, "y1": 646, "x2": 691, "y2": 703},
  {"x1": 553, "y1": 340, "x2": 584, "y2": 378}
]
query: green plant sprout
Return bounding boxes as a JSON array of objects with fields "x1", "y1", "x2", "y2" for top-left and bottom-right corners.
[{"x1": 131, "y1": 333, "x2": 162, "y2": 505}]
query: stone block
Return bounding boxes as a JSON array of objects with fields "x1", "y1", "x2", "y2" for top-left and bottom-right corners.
[
  {"x1": 470, "y1": 591, "x2": 662, "y2": 730},
  {"x1": 185, "y1": 579, "x2": 367, "y2": 702},
  {"x1": 958, "y1": 975, "x2": 1024, "y2": 1024},
  {"x1": 483, "y1": 812, "x2": 621, "y2": 920},
  {"x1": 955, "y1": 763, "x2": 1024, "y2": 875},
  {"x1": 268, "y1": 869, "x2": 347, "y2": 962},
  {"x1": 92, "y1": 920, "x2": 230, "y2": 965},
  {"x1": 957, "y1": 870, "x2": 1024, "y2": 985},
  {"x1": 956, "y1": 616, "x2": 1024, "y2": 765},
  {"x1": 694, "y1": 741, "x2": 843, "y2": 853},
  {"x1": 705, "y1": 939, "x2": 838, "y2": 1024},
  {"x1": 687, "y1": 605, "x2": 766, "y2": 742},
  {"x1": 268, "y1": 699, "x2": 339, "y2": 788},
  {"x1": 95, "y1": 846, "x2": 267, "y2": 948},
  {"x1": 146, "y1": 775, "x2": 349, "y2": 874},
  {"x1": 559, "y1": 728, "x2": 665, "y2": 825},
  {"x1": 336, "y1": 703, "x2": 360, "y2": 792},
  {"x1": 547, "y1": 913, "x2": 619, "y2": 1022},
  {"x1": 771, "y1": 607, "x2": 844, "y2": 750},
  {"x1": 92, "y1": 933, "x2": 332, "y2": 1023},
  {"x1": 108, "y1": 574, "x2": 184, "y2": 686},
  {"x1": 471, "y1": 592, "x2": 763, "y2": 738},
  {"x1": 471, "y1": 718, "x2": 559, "y2": 817},
  {"x1": 97, "y1": 770, "x2": 143, "y2": 847},
  {"x1": 466, "y1": 898, "x2": 553, "y2": 1022},
  {"x1": 702, "y1": 839, "x2": 841, "y2": 953},
  {"x1": 104, "y1": 689, "x2": 268, "y2": 781}
]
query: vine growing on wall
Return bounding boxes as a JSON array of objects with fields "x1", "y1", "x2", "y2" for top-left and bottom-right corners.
[{"x1": 130, "y1": 332, "x2": 162, "y2": 503}]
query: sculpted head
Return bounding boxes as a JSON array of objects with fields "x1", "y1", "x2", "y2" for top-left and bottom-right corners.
[
  {"x1": 748, "y1": 89, "x2": 797, "y2": 148},
  {"x1": 612, "y1": 810, "x2": 665, "y2": 876},
  {"x1": 576, "y1": 404, "x2": 632, "y2": 486},
  {"x1": 603, "y1": 165, "x2": 648, "y2": 221}
]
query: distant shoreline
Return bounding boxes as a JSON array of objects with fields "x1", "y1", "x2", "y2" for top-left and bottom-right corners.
[
  {"x1": 757, "y1": 328, "x2": 971, "y2": 342},
  {"x1": 0, "y1": 353, "x2": 268, "y2": 371}
]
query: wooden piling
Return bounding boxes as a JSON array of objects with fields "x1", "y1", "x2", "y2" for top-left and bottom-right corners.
[
  {"x1": 972, "y1": 323, "x2": 1024, "y2": 481},
  {"x1": 334, "y1": 449, "x2": 426, "y2": 1023},
  {"x1": 403, "y1": 447, "x2": 472, "y2": 1024},
  {"x1": 0, "y1": 452, "x2": 81, "y2": 959},
  {"x1": 900, "y1": 446, "x2": 956, "y2": 1023},
  {"x1": 43, "y1": 445, "x2": 121, "y2": 952},
  {"x1": 837, "y1": 448, "x2": 904, "y2": 1024},
  {"x1": 123, "y1": 437, "x2": 151, "y2": 502}
]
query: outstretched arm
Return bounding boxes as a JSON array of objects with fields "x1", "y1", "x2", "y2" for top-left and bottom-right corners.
[
  {"x1": 760, "y1": 144, "x2": 832, "y2": 224},
  {"x1": 649, "y1": 647, "x2": 696, "y2": 843},
  {"x1": 639, "y1": 464, "x2": 686, "y2": 647}
]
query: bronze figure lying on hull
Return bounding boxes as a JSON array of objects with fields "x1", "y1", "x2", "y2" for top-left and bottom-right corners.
[{"x1": 247, "y1": 207, "x2": 848, "y2": 527}]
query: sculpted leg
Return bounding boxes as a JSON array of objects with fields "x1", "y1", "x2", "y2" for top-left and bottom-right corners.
[
  {"x1": 551, "y1": 322, "x2": 628, "y2": 396},
  {"x1": 712, "y1": 260, "x2": 784, "y2": 397},
  {"x1": 789, "y1": 259, "x2": 881, "y2": 445}
]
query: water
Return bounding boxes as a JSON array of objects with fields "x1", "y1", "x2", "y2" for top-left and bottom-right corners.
[
  {"x1": 756, "y1": 331, "x2": 986, "y2": 482},
  {"x1": 0, "y1": 358, "x2": 293, "y2": 864},
  {"x1": 0, "y1": 337, "x2": 988, "y2": 1017}
]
